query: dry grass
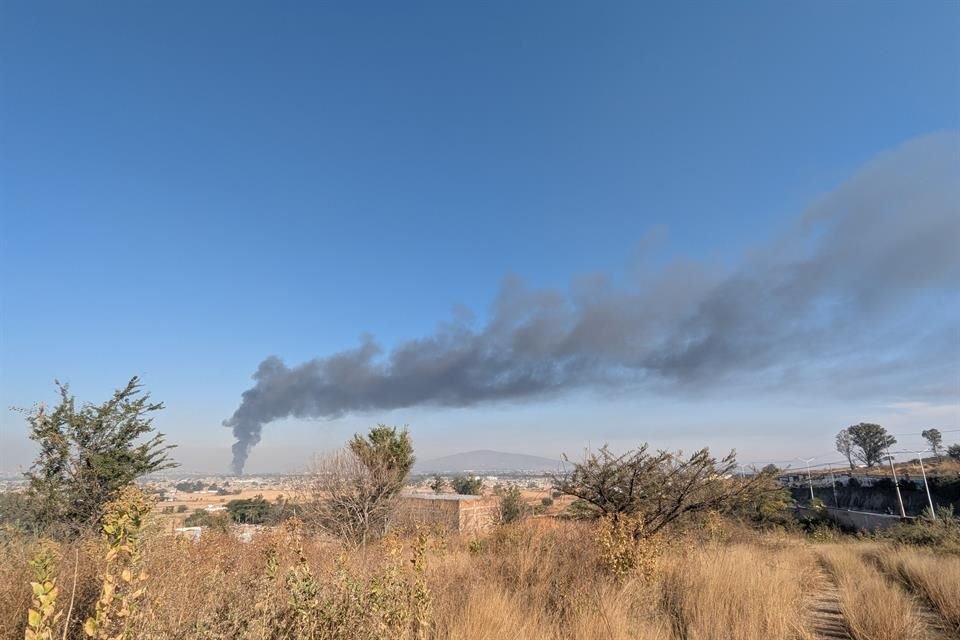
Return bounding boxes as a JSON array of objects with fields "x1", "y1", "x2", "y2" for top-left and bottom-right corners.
[
  {"x1": 819, "y1": 545, "x2": 924, "y2": 640},
  {"x1": 864, "y1": 544, "x2": 960, "y2": 634},
  {"x1": 3, "y1": 517, "x2": 959, "y2": 640},
  {"x1": 661, "y1": 543, "x2": 815, "y2": 640}
]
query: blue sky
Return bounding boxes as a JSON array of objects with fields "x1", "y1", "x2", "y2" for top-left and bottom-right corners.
[{"x1": 2, "y1": 2, "x2": 958, "y2": 473}]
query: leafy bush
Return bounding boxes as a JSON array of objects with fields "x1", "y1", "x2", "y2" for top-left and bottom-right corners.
[
  {"x1": 450, "y1": 476, "x2": 483, "y2": 496},
  {"x1": 225, "y1": 495, "x2": 274, "y2": 524},
  {"x1": 877, "y1": 506, "x2": 960, "y2": 555},
  {"x1": 494, "y1": 487, "x2": 527, "y2": 524},
  {"x1": 183, "y1": 510, "x2": 231, "y2": 532}
]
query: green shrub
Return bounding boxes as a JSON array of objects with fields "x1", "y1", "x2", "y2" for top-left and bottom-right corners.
[
  {"x1": 450, "y1": 476, "x2": 483, "y2": 496},
  {"x1": 877, "y1": 506, "x2": 960, "y2": 555}
]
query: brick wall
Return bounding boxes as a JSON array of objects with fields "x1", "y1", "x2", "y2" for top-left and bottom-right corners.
[
  {"x1": 392, "y1": 494, "x2": 500, "y2": 535},
  {"x1": 458, "y1": 497, "x2": 499, "y2": 534}
]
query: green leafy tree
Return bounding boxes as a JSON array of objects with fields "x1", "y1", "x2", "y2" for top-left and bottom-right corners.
[
  {"x1": 921, "y1": 429, "x2": 943, "y2": 459},
  {"x1": 225, "y1": 494, "x2": 274, "y2": 524},
  {"x1": 732, "y1": 474, "x2": 793, "y2": 527},
  {"x1": 835, "y1": 429, "x2": 855, "y2": 470},
  {"x1": 184, "y1": 509, "x2": 231, "y2": 532},
  {"x1": 495, "y1": 485, "x2": 527, "y2": 523},
  {"x1": 846, "y1": 423, "x2": 896, "y2": 467},
  {"x1": 0, "y1": 492, "x2": 32, "y2": 530},
  {"x1": 23, "y1": 377, "x2": 176, "y2": 536},
  {"x1": 349, "y1": 424, "x2": 415, "y2": 479},
  {"x1": 948, "y1": 443, "x2": 960, "y2": 462},
  {"x1": 451, "y1": 475, "x2": 483, "y2": 495}
]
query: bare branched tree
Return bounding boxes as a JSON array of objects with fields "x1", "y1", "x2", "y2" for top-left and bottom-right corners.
[
  {"x1": 553, "y1": 445, "x2": 779, "y2": 538},
  {"x1": 297, "y1": 450, "x2": 401, "y2": 547},
  {"x1": 296, "y1": 426, "x2": 414, "y2": 547}
]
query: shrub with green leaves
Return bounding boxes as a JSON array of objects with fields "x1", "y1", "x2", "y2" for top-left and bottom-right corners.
[{"x1": 24, "y1": 541, "x2": 61, "y2": 640}]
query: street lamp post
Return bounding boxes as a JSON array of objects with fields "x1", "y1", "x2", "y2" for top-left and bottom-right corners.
[
  {"x1": 885, "y1": 453, "x2": 907, "y2": 519},
  {"x1": 827, "y1": 464, "x2": 839, "y2": 508},
  {"x1": 910, "y1": 450, "x2": 937, "y2": 521},
  {"x1": 797, "y1": 457, "x2": 816, "y2": 502}
]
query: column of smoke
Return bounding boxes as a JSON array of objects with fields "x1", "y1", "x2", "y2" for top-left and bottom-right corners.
[{"x1": 223, "y1": 133, "x2": 960, "y2": 475}]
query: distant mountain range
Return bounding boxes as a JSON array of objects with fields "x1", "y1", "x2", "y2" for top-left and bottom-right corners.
[{"x1": 415, "y1": 450, "x2": 564, "y2": 474}]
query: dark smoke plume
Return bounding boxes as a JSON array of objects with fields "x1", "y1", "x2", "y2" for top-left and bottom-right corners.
[{"x1": 224, "y1": 133, "x2": 960, "y2": 474}]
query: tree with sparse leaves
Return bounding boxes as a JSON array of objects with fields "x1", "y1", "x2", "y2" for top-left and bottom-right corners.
[
  {"x1": 298, "y1": 425, "x2": 415, "y2": 546},
  {"x1": 921, "y1": 429, "x2": 943, "y2": 459},
  {"x1": 552, "y1": 444, "x2": 779, "y2": 539},
  {"x1": 948, "y1": 443, "x2": 960, "y2": 462},
  {"x1": 836, "y1": 429, "x2": 855, "y2": 470},
  {"x1": 22, "y1": 377, "x2": 176, "y2": 537},
  {"x1": 844, "y1": 423, "x2": 896, "y2": 468}
]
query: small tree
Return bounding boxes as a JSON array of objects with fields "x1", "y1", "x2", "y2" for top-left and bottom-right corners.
[
  {"x1": 948, "y1": 443, "x2": 960, "y2": 462},
  {"x1": 428, "y1": 474, "x2": 447, "y2": 494},
  {"x1": 846, "y1": 423, "x2": 896, "y2": 467},
  {"x1": 835, "y1": 429, "x2": 855, "y2": 470},
  {"x1": 298, "y1": 425, "x2": 415, "y2": 547},
  {"x1": 552, "y1": 444, "x2": 777, "y2": 539},
  {"x1": 921, "y1": 429, "x2": 943, "y2": 459},
  {"x1": 349, "y1": 425, "x2": 415, "y2": 479},
  {"x1": 450, "y1": 476, "x2": 483, "y2": 496},
  {"x1": 23, "y1": 377, "x2": 176, "y2": 537},
  {"x1": 495, "y1": 486, "x2": 527, "y2": 523}
]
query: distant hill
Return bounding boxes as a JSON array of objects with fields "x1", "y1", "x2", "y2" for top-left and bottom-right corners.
[{"x1": 415, "y1": 450, "x2": 564, "y2": 474}]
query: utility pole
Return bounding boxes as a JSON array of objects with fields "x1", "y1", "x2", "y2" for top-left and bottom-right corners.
[
  {"x1": 913, "y1": 450, "x2": 937, "y2": 521},
  {"x1": 885, "y1": 454, "x2": 907, "y2": 518},
  {"x1": 827, "y1": 464, "x2": 839, "y2": 508},
  {"x1": 797, "y1": 457, "x2": 816, "y2": 502}
]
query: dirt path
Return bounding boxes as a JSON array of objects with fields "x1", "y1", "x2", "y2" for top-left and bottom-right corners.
[{"x1": 807, "y1": 565, "x2": 852, "y2": 640}]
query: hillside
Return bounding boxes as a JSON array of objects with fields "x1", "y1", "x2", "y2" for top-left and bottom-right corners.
[{"x1": 415, "y1": 450, "x2": 564, "y2": 474}]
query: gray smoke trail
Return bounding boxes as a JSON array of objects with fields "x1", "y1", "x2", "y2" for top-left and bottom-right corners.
[{"x1": 224, "y1": 132, "x2": 960, "y2": 474}]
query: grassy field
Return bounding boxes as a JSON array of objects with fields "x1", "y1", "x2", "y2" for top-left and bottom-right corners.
[{"x1": 4, "y1": 513, "x2": 960, "y2": 640}]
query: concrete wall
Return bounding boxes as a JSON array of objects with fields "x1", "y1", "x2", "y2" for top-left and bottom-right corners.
[
  {"x1": 392, "y1": 494, "x2": 500, "y2": 535},
  {"x1": 796, "y1": 506, "x2": 911, "y2": 532}
]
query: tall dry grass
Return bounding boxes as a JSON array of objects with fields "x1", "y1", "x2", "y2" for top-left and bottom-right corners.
[
  {"x1": 819, "y1": 545, "x2": 924, "y2": 640},
  {"x1": 6, "y1": 517, "x2": 958, "y2": 640},
  {"x1": 661, "y1": 543, "x2": 815, "y2": 640},
  {"x1": 864, "y1": 545, "x2": 960, "y2": 634}
]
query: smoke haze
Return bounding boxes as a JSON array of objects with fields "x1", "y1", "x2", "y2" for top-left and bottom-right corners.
[{"x1": 224, "y1": 133, "x2": 960, "y2": 474}]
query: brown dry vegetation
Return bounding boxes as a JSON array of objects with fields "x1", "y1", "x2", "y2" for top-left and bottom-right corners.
[
  {"x1": 818, "y1": 545, "x2": 925, "y2": 640},
  {"x1": 4, "y1": 517, "x2": 960, "y2": 640},
  {"x1": 864, "y1": 544, "x2": 960, "y2": 634}
]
